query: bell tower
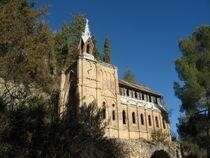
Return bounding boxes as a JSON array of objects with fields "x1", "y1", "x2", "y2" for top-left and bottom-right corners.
[
  {"x1": 76, "y1": 18, "x2": 120, "y2": 138},
  {"x1": 78, "y1": 19, "x2": 95, "y2": 60}
]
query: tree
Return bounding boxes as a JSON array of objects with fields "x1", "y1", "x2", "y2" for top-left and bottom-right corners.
[
  {"x1": 0, "y1": 96, "x2": 126, "y2": 158},
  {"x1": 92, "y1": 36, "x2": 100, "y2": 60},
  {"x1": 0, "y1": 1, "x2": 126, "y2": 157},
  {"x1": 0, "y1": 0, "x2": 55, "y2": 94},
  {"x1": 174, "y1": 26, "x2": 210, "y2": 157},
  {"x1": 151, "y1": 130, "x2": 170, "y2": 145},
  {"x1": 54, "y1": 15, "x2": 86, "y2": 72},
  {"x1": 102, "y1": 38, "x2": 112, "y2": 63},
  {"x1": 123, "y1": 68, "x2": 136, "y2": 83}
]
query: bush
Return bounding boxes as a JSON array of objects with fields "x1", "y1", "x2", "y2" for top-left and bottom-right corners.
[{"x1": 0, "y1": 97, "x2": 126, "y2": 158}]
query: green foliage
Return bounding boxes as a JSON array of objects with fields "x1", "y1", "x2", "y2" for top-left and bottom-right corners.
[
  {"x1": 64, "y1": 102, "x2": 125, "y2": 158},
  {"x1": 102, "y1": 38, "x2": 112, "y2": 63},
  {"x1": 0, "y1": 0, "x2": 8, "y2": 6},
  {"x1": 54, "y1": 15, "x2": 86, "y2": 71},
  {"x1": 174, "y1": 26, "x2": 210, "y2": 157},
  {"x1": 0, "y1": 1, "x2": 102, "y2": 94},
  {"x1": 181, "y1": 141, "x2": 207, "y2": 158},
  {"x1": 177, "y1": 114, "x2": 209, "y2": 151},
  {"x1": 92, "y1": 36, "x2": 100, "y2": 60},
  {"x1": 0, "y1": 96, "x2": 48, "y2": 157},
  {"x1": 123, "y1": 68, "x2": 136, "y2": 83},
  {"x1": 175, "y1": 26, "x2": 210, "y2": 113},
  {"x1": 0, "y1": 97, "x2": 126, "y2": 158},
  {"x1": 0, "y1": 0, "x2": 55, "y2": 93},
  {"x1": 0, "y1": 1, "x2": 126, "y2": 157},
  {"x1": 151, "y1": 130, "x2": 170, "y2": 145}
]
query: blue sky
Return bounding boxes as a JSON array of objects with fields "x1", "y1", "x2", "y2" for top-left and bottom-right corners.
[{"x1": 39, "y1": 0, "x2": 210, "y2": 134}]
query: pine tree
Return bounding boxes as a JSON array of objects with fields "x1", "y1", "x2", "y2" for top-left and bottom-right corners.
[
  {"x1": 0, "y1": 0, "x2": 55, "y2": 93},
  {"x1": 123, "y1": 68, "x2": 136, "y2": 83},
  {"x1": 174, "y1": 26, "x2": 210, "y2": 157},
  {"x1": 92, "y1": 36, "x2": 100, "y2": 60},
  {"x1": 103, "y1": 38, "x2": 112, "y2": 63},
  {"x1": 54, "y1": 15, "x2": 86, "y2": 71}
]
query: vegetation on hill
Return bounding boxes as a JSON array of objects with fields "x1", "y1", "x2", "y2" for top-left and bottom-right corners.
[
  {"x1": 0, "y1": 0, "x2": 125, "y2": 158},
  {"x1": 174, "y1": 26, "x2": 210, "y2": 158},
  {"x1": 54, "y1": 15, "x2": 86, "y2": 71},
  {"x1": 0, "y1": 0, "x2": 55, "y2": 93},
  {"x1": 0, "y1": 96, "x2": 125, "y2": 158}
]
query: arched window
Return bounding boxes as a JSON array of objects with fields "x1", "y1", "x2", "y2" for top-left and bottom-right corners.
[
  {"x1": 120, "y1": 88, "x2": 123, "y2": 95},
  {"x1": 122, "y1": 110, "x2": 126, "y2": 124},
  {"x1": 135, "y1": 92, "x2": 138, "y2": 99},
  {"x1": 103, "y1": 101, "x2": 106, "y2": 106},
  {"x1": 112, "y1": 110, "x2": 115, "y2": 121},
  {"x1": 148, "y1": 115, "x2": 152, "y2": 126},
  {"x1": 140, "y1": 114, "x2": 144, "y2": 125},
  {"x1": 102, "y1": 102, "x2": 106, "y2": 119},
  {"x1": 81, "y1": 40, "x2": 84, "y2": 51},
  {"x1": 142, "y1": 93, "x2": 145, "y2": 100},
  {"x1": 162, "y1": 118, "x2": 166, "y2": 129},
  {"x1": 151, "y1": 150, "x2": 170, "y2": 158},
  {"x1": 154, "y1": 97, "x2": 158, "y2": 104},
  {"x1": 155, "y1": 116, "x2": 159, "y2": 127},
  {"x1": 132, "y1": 112, "x2": 136, "y2": 124},
  {"x1": 102, "y1": 108, "x2": 106, "y2": 119},
  {"x1": 149, "y1": 95, "x2": 152, "y2": 102},
  {"x1": 126, "y1": 89, "x2": 129, "y2": 96},
  {"x1": 87, "y1": 44, "x2": 90, "y2": 54}
]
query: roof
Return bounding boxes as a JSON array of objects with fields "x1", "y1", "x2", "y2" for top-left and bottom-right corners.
[{"x1": 119, "y1": 80, "x2": 162, "y2": 97}]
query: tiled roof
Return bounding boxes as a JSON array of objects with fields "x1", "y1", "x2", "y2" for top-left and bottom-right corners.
[{"x1": 119, "y1": 80, "x2": 162, "y2": 96}]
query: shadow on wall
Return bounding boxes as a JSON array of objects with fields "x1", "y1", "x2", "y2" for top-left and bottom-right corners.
[{"x1": 151, "y1": 150, "x2": 170, "y2": 158}]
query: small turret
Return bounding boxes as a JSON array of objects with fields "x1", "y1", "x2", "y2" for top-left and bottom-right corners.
[{"x1": 78, "y1": 19, "x2": 94, "y2": 60}]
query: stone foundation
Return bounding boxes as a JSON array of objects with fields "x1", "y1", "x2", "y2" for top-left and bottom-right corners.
[{"x1": 117, "y1": 139, "x2": 182, "y2": 158}]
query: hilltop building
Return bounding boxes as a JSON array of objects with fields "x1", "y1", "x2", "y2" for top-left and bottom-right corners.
[
  {"x1": 59, "y1": 19, "x2": 171, "y2": 141},
  {"x1": 58, "y1": 19, "x2": 182, "y2": 158}
]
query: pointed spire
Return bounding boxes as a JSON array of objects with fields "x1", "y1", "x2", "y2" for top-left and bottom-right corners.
[{"x1": 81, "y1": 18, "x2": 91, "y2": 43}]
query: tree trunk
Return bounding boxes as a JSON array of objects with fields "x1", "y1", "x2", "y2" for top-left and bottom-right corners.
[{"x1": 59, "y1": 70, "x2": 71, "y2": 116}]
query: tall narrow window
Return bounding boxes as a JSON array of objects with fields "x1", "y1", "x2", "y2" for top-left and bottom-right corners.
[
  {"x1": 102, "y1": 102, "x2": 106, "y2": 119},
  {"x1": 149, "y1": 95, "x2": 152, "y2": 102},
  {"x1": 102, "y1": 108, "x2": 106, "y2": 119},
  {"x1": 130, "y1": 90, "x2": 133, "y2": 97},
  {"x1": 139, "y1": 93, "x2": 142, "y2": 100},
  {"x1": 135, "y1": 92, "x2": 138, "y2": 99},
  {"x1": 148, "y1": 115, "x2": 152, "y2": 126},
  {"x1": 120, "y1": 88, "x2": 123, "y2": 95},
  {"x1": 132, "y1": 112, "x2": 136, "y2": 124},
  {"x1": 155, "y1": 116, "x2": 159, "y2": 127},
  {"x1": 163, "y1": 118, "x2": 166, "y2": 129},
  {"x1": 132, "y1": 91, "x2": 134, "y2": 98},
  {"x1": 126, "y1": 89, "x2": 129, "y2": 96},
  {"x1": 122, "y1": 110, "x2": 126, "y2": 124},
  {"x1": 154, "y1": 97, "x2": 158, "y2": 104},
  {"x1": 140, "y1": 114, "x2": 144, "y2": 125},
  {"x1": 142, "y1": 93, "x2": 145, "y2": 100},
  {"x1": 87, "y1": 44, "x2": 90, "y2": 54},
  {"x1": 112, "y1": 110, "x2": 115, "y2": 121}
]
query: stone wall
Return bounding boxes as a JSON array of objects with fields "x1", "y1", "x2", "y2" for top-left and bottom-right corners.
[
  {"x1": 118, "y1": 139, "x2": 182, "y2": 158},
  {"x1": 117, "y1": 96, "x2": 171, "y2": 140},
  {"x1": 74, "y1": 56, "x2": 171, "y2": 141}
]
